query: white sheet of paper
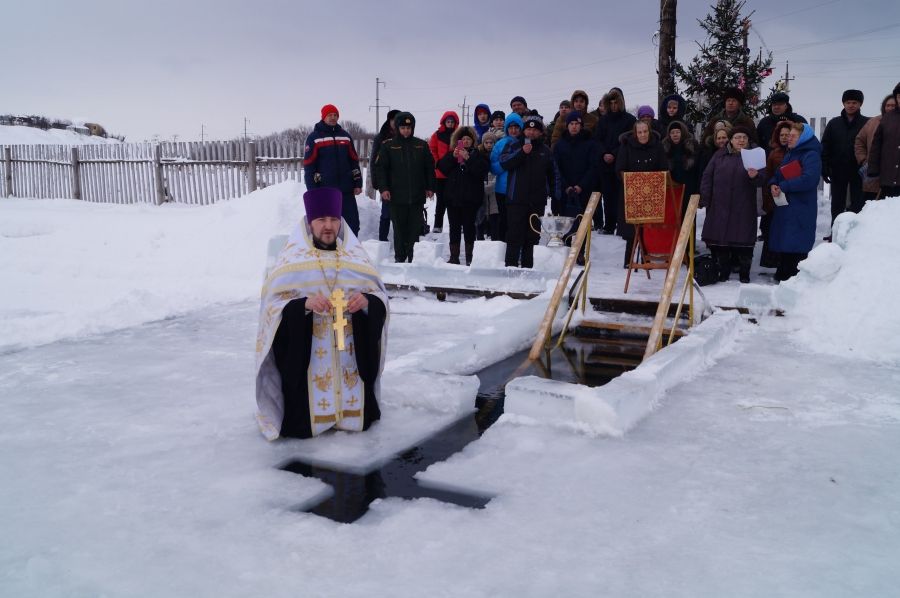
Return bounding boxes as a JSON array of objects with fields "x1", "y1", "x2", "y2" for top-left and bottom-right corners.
[{"x1": 741, "y1": 147, "x2": 767, "y2": 171}]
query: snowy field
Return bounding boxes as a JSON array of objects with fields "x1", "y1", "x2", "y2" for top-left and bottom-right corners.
[
  {"x1": 2, "y1": 182, "x2": 900, "y2": 596},
  {"x1": 0, "y1": 124, "x2": 122, "y2": 146}
]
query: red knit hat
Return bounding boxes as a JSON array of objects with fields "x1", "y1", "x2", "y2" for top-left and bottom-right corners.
[{"x1": 321, "y1": 104, "x2": 339, "y2": 120}]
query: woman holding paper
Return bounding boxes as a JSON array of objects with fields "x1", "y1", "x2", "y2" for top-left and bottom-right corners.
[
  {"x1": 769, "y1": 123, "x2": 823, "y2": 281},
  {"x1": 699, "y1": 126, "x2": 763, "y2": 283}
]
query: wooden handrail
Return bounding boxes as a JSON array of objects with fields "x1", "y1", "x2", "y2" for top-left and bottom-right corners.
[
  {"x1": 528, "y1": 192, "x2": 601, "y2": 361},
  {"x1": 644, "y1": 193, "x2": 701, "y2": 360}
]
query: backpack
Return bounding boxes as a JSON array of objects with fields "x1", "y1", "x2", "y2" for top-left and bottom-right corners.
[{"x1": 693, "y1": 254, "x2": 718, "y2": 286}]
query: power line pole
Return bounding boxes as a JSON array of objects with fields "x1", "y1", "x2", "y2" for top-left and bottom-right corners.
[
  {"x1": 200, "y1": 124, "x2": 206, "y2": 142},
  {"x1": 243, "y1": 117, "x2": 249, "y2": 141},
  {"x1": 657, "y1": 0, "x2": 677, "y2": 107},
  {"x1": 780, "y1": 60, "x2": 795, "y2": 93},
  {"x1": 458, "y1": 96, "x2": 469, "y2": 125},
  {"x1": 371, "y1": 77, "x2": 387, "y2": 132}
]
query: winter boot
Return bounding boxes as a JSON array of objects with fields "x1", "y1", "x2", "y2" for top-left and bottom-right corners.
[
  {"x1": 465, "y1": 242, "x2": 474, "y2": 266},
  {"x1": 738, "y1": 251, "x2": 753, "y2": 284},
  {"x1": 448, "y1": 244, "x2": 461, "y2": 265},
  {"x1": 521, "y1": 243, "x2": 535, "y2": 269},
  {"x1": 505, "y1": 243, "x2": 521, "y2": 267},
  {"x1": 713, "y1": 249, "x2": 731, "y2": 282}
]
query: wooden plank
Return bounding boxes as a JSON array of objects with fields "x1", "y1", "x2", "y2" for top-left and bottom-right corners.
[
  {"x1": 71, "y1": 147, "x2": 81, "y2": 200},
  {"x1": 576, "y1": 319, "x2": 686, "y2": 338}
]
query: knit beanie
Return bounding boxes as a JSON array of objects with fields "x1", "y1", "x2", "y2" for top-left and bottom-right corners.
[
  {"x1": 490, "y1": 110, "x2": 506, "y2": 121},
  {"x1": 637, "y1": 105, "x2": 655, "y2": 119},
  {"x1": 566, "y1": 111, "x2": 583, "y2": 125},
  {"x1": 523, "y1": 115, "x2": 544, "y2": 131},
  {"x1": 320, "y1": 104, "x2": 339, "y2": 120},
  {"x1": 510, "y1": 95, "x2": 528, "y2": 108}
]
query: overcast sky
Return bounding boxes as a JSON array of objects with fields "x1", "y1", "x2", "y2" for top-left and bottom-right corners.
[{"x1": 4, "y1": 0, "x2": 898, "y2": 141}]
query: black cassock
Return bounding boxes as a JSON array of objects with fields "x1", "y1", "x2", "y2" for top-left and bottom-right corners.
[{"x1": 271, "y1": 294, "x2": 387, "y2": 439}]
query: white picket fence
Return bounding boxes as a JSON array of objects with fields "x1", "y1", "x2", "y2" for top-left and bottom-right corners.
[{"x1": 0, "y1": 139, "x2": 373, "y2": 205}]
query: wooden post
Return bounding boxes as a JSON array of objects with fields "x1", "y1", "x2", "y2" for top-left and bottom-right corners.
[
  {"x1": 70, "y1": 147, "x2": 82, "y2": 200},
  {"x1": 153, "y1": 144, "x2": 166, "y2": 205},
  {"x1": 657, "y1": 0, "x2": 677, "y2": 107},
  {"x1": 644, "y1": 193, "x2": 700, "y2": 360},
  {"x1": 528, "y1": 192, "x2": 602, "y2": 361},
  {"x1": 247, "y1": 141, "x2": 257, "y2": 193},
  {"x1": 3, "y1": 146, "x2": 11, "y2": 197}
]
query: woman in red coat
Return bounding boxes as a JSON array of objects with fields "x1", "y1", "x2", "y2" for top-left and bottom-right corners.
[{"x1": 428, "y1": 111, "x2": 460, "y2": 233}]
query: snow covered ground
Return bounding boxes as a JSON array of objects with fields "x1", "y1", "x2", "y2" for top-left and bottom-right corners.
[
  {"x1": 2, "y1": 182, "x2": 899, "y2": 596},
  {"x1": 0, "y1": 124, "x2": 121, "y2": 146}
]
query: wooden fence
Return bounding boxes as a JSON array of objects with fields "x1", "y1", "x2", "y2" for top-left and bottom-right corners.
[{"x1": 0, "y1": 139, "x2": 373, "y2": 205}]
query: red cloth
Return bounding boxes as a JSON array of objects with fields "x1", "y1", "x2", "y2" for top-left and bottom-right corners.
[{"x1": 642, "y1": 181, "x2": 684, "y2": 255}]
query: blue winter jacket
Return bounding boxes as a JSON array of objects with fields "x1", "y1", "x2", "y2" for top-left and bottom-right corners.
[
  {"x1": 769, "y1": 124, "x2": 822, "y2": 254},
  {"x1": 303, "y1": 120, "x2": 362, "y2": 193},
  {"x1": 490, "y1": 113, "x2": 524, "y2": 194},
  {"x1": 473, "y1": 103, "x2": 491, "y2": 141}
]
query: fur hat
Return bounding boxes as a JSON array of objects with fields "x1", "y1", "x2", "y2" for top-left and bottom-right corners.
[
  {"x1": 559, "y1": 99, "x2": 572, "y2": 109},
  {"x1": 523, "y1": 115, "x2": 544, "y2": 131},
  {"x1": 729, "y1": 125, "x2": 754, "y2": 139},
  {"x1": 637, "y1": 105, "x2": 655, "y2": 119},
  {"x1": 771, "y1": 92, "x2": 790, "y2": 105},
  {"x1": 320, "y1": 104, "x2": 339, "y2": 120},
  {"x1": 723, "y1": 87, "x2": 745, "y2": 104},
  {"x1": 450, "y1": 126, "x2": 478, "y2": 147},
  {"x1": 480, "y1": 131, "x2": 498, "y2": 145},
  {"x1": 570, "y1": 89, "x2": 589, "y2": 105},
  {"x1": 394, "y1": 111, "x2": 416, "y2": 130},
  {"x1": 842, "y1": 89, "x2": 864, "y2": 103},
  {"x1": 490, "y1": 110, "x2": 506, "y2": 121},
  {"x1": 510, "y1": 95, "x2": 528, "y2": 108},
  {"x1": 304, "y1": 187, "x2": 342, "y2": 222}
]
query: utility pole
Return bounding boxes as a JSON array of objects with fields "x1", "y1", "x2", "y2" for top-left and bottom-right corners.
[
  {"x1": 243, "y1": 117, "x2": 249, "y2": 141},
  {"x1": 657, "y1": 0, "x2": 677, "y2": 107},
  {"x1": 458, "y1": 96, "x2": 469, "y2": 125},
  {"x1": 372, "y1": 77, "x2": 387, "y2": 132},
  {"x1": 200, "y1": 124, "x2": 206, "y2": 142},
  {"x1": 780, "y1": 60, "x2": 795, "y2": 93}
]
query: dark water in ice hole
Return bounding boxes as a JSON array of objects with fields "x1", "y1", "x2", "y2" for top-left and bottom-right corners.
[{"x1": 281, "y1": 330, "x2": 647, "y2": 523}]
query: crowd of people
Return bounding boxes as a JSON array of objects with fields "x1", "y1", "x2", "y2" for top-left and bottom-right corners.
[{"x1": 301, "y1": 81, "x2": 900, "y2": 284}]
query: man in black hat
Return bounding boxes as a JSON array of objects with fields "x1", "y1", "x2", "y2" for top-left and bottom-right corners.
[
  {"x1": 701, "y1": 87, "x2": 758, "y2": 145},
  {"x1": 822, "y1": 89, "x2": 869, "y2": 234},
  {"x1": 756, "y1": 92, "x2": 808, "y2": 156},
  {"x1": 374, "y1": 112, "x2": 436, "y2": 262},
  {"x1": 498, "y1": 114, "x2": 561, "y2": 268}
]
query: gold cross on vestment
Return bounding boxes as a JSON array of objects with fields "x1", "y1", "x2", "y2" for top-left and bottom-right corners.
[
  {"x1": 318, "y1": 398, "x2": 331, "y2": 410},
  {"x1": 331, "y1": 288, "x2": 348, "y2": 351}
]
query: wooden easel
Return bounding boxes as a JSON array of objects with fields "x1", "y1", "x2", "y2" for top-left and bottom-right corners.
[{"x1": 623, "y1": 172, "x2": 684, "y2": 293}]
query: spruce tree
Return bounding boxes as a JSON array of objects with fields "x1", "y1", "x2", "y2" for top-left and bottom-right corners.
[{"x1": 674, "y1": 0, "x2": 774, "y2": 128}]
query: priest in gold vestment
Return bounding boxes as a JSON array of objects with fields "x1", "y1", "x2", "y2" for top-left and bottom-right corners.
[{"x1": 255, "y1": 187, "x2": 389, "y2": 440}]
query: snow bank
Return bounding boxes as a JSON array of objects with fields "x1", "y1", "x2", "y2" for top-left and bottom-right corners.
[
  {"x1": 772, "y1": 200, "x2": 900, "y2": 363},
  {"x1": 504, "y1": 310, "x2": 744, "y2": 435},
  {"x1": 0, "y1": 181, "x2": 382, "y2": 352},
  {"x1": 0, "y1": 124, "x2": 121, "y2": 145}
]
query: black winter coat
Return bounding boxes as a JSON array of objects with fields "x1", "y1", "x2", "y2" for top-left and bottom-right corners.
[
  {"x1": 615, "y1": 133, "x2": 668, "y2": 238},
  {"x1": 822, "y1": 110, "x2": 869, "y2": 179},
  {"x1": 436, "y1": 148, "x2": 489, "y2": 208},
  {"x1": 552, "y1": 129, "x2": 599, "y2": 206},
  {"x1": 595, "y1": 110, "x2": 637, "y2": 173},
  {"x1": 374, "y1": 134, "x2": 436, "y2": 206},
  {"x1": 499, "y1": 137, "x2": 560, "y2": 210}
]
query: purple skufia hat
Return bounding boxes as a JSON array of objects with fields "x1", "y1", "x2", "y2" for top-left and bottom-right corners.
[{"x1": 303, "y1": 187, "x2": 342, "y2": 222}]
